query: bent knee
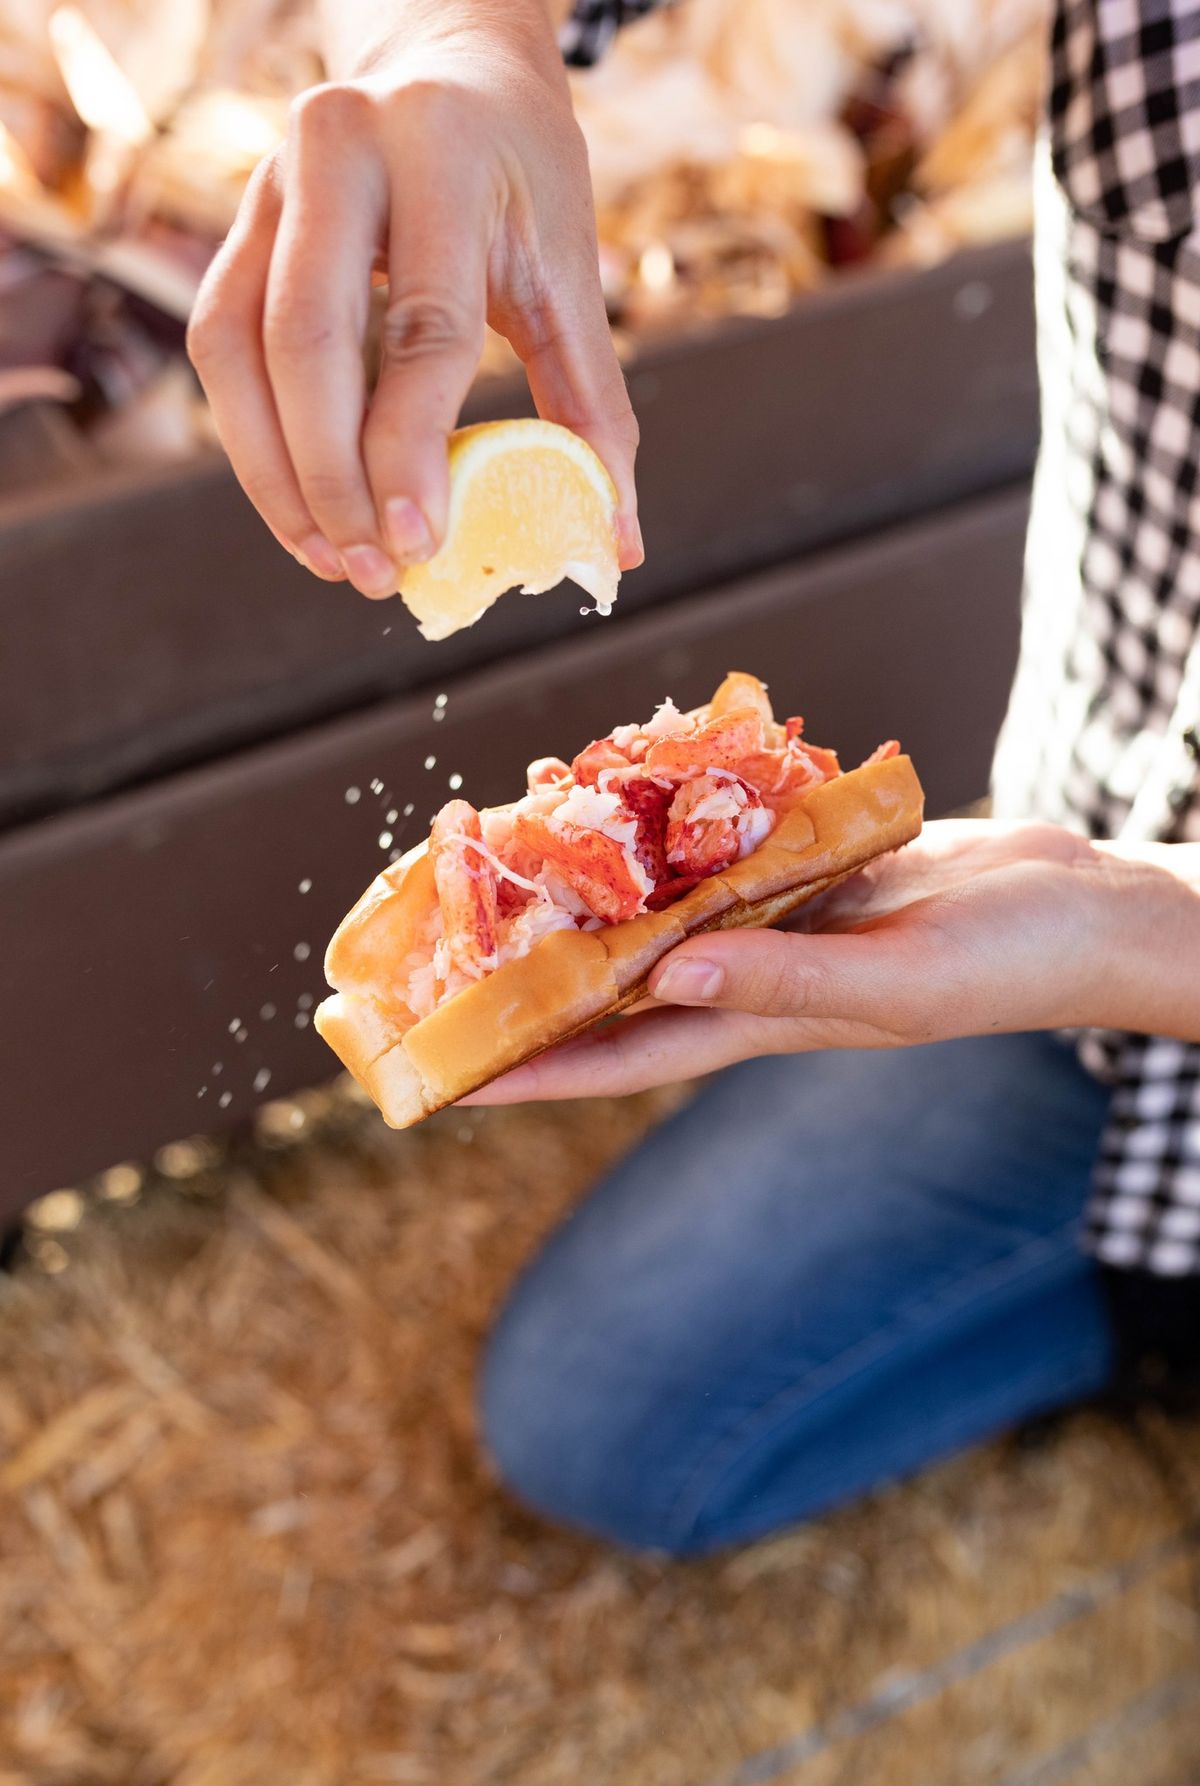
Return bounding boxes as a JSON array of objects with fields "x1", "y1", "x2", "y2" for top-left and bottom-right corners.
[{"x1": 479, "y1": 1295, "x2": 707, "y2": 1556}]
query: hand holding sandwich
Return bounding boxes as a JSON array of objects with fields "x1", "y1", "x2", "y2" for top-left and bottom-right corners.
[
  {"x1": 466, "y1": 820, "x2": 1200, "y2": 1101},
  {"x1": 315, "y1": 674, "x2": 925, "y2": 1125}
]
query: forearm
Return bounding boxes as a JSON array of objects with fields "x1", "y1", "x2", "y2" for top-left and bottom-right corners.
[
  {"x1": 319, "y1": 0, "x2": 570, "y2": 80},
  {"x1": 1091, "y1": 841, "x2": 1200, "y2": 1040}
]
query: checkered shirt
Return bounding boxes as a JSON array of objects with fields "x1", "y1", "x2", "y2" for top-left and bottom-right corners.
[
  {"x1": 566, "y1": 0, "x2": 1200, "y2": 1277},
  {"x1": 560, "y1": 0, "x2": 664, "y2": 67}
]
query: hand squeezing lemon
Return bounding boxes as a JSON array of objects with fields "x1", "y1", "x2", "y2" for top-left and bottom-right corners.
[{"x1": 398, "y1": 419, "x2": 622, "y2": 641}]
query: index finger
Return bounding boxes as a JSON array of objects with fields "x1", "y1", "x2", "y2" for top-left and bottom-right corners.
[{"x1": 461, "y1": 1006, "x2": 757, "y2": 1105}]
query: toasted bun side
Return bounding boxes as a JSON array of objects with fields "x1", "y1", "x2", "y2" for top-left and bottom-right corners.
[
  {"x1": 400, "y1": 927, "x2": 615, "y2": 1109},
  {"x1": 313, "y1": 989, "x2": 404, "y2": 1077},
  {"x1": 317, "y1": 754, "x2": 923, "y2": 1129},
  {"x1": 313, "y1": 992, "x2": 434, "y2": 1127},
  {"x1": 363, "y1": 1044, "x2": 436, "y2": 1129},
  {"x1": 313, "y1": 992, "x2": 436, "y2": 1126}
]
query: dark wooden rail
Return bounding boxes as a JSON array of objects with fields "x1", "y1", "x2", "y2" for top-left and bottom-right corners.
[{"x1": 0, "y1": 239, "x2": 1037, "y2": 1209}]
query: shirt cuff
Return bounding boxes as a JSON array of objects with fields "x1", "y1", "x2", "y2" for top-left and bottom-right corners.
[{"x1": 560, "y1": 0, "x2": 666, "y2": 66}]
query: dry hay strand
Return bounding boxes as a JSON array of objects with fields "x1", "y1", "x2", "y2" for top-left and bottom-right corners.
[{"x1": 0, "y1": 1084, "x2": 1198, "y2": 1786}]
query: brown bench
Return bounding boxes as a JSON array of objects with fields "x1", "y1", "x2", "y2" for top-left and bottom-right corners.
[{"x1": 0, "y1": 238, "x2": 1037, "y2": 1210}]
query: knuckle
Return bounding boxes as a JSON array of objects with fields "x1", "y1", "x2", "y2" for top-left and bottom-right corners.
[
  {"x1": 289, "y1": 81, "x2": 373, "y2": 139},
  {"x1": 186, "y1": 296, "x2": 237, "y2": 372},
  {"x1": 238, "y1": 470, "x2": 304, "y2": 532},
  {"x1": 379, "y1": 293, "x2": 475, "y2": 365},
  {"x1": 743, "y1": 942, "x2": 804, "y2": 1018},
  {"x1": 778, "y1": 941, "x2": 839, "y2": 1020},
  {"x1": 263, "y1": 295, "x2": 336, "y2": 362},
  {"x1": 762, "y1": 961, "x2": 803, "y2": 1018},
  {"x1": 391, "y1": 78, "x2": 470, "y2": 135},
  {"x1": 299, "y1": 467, "x2": 366, "y2": 516}
]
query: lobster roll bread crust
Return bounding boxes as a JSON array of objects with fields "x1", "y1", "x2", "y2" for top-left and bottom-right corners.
[{"x1": 316, "y1": 751, "x2": 924, "y2": 1129}]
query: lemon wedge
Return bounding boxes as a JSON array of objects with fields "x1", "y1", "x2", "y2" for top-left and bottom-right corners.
[{"x1": 399, "y1": 419, "x2": 621, "y2": 641}]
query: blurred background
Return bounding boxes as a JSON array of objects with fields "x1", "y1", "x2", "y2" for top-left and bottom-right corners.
[{"x1": 3, "y1": 3, "x2": 1199, "y2": 1782}]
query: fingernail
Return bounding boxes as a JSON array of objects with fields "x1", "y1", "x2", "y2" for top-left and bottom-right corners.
[
  {"x1": 384, "y1": 497, "x2": 435, "y2": 562},
  {"x1": 654, "y1": 959, "x2": 723, "y2": 1004},
  {"x1": 297, "y1": 532, "x2": 343, "y2": 579},
  {"x1": 342, "y1": 543, "x2": 396, "y2": 596}
]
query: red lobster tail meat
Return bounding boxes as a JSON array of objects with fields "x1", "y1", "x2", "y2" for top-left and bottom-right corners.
[
  {"x1": 429, "y1": 801, "x2": 499, "y2": 979},
  {"x1": 617, "y1": 773, "x2": 674, "y2": 882},
  {"x1": 512, "y1": 810, "x2": 649, "y2": 924},
  {"x1": 644, "y1": 708, "x2": 766, "y2": 779},
  {"x1": 665, "y1": 773, "x2": 770, "y2": 877},
  {"x1": 571, "y1": 738, "x2": 634, "y2": 786}
]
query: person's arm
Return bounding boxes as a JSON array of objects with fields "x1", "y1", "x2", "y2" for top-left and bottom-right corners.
[
  {"x1": 465, "y1": 820, "x2": 1200, "y2": 1104},
  {"x1": 1090, "y1": 838, "x2": 1200, "y2": 1038},
  {"x1": 321, "y1": 0, "x2": 576, "y2": 85},
  {"x1": 187, "y1": 0, "x2": 640, "y2": 598}
]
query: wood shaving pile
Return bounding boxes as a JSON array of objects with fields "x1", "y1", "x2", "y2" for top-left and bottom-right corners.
[
  {"x1": 0, "y1": 0, "x2": 1045, "y2": 483},
  {"x1": 2, "y1": 1078, "x2": 1199, "y2": 1784}
]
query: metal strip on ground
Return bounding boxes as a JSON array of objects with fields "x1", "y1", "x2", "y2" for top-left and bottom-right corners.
[{"x1": 702, "y1": 1524, "x2": 1200, "y2": 1786}]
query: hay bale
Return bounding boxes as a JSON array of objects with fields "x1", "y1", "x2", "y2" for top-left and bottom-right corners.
[{"x1": 0, "y1": 1082, "x2": 1197, "y2": 1783}]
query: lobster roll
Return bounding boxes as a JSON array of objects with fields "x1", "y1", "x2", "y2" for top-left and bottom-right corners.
[{"x1": 316, "y1": 672, "x2": 924, "y2": 1127}]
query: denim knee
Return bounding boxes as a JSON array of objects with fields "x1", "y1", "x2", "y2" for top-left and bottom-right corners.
[{"x1": 478, "y1": 1282, "x2": 702, "y2": 1556}]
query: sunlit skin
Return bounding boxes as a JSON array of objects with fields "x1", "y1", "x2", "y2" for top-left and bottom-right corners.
[
  {"x1": 192, "y1": 1, "x2": 1200, "y2": 1090},
  {"x1": 187, "y1": 0, "x2": 641, "y2": 598},
  {"x1": 464, "y1": 822, "x2": 1200, "y2": 1104}
]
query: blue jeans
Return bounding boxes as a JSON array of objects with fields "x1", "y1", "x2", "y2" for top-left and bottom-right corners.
[{"x1": 480, "y1": 1033, "x2": 1117, "y2": 1555}]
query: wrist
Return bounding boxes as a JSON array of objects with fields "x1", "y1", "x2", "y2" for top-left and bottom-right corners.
[
  {"x1": 330, "y1": 1, "x2": 566, "y2": 83},
  {"x1": 1085, "y1": 841, "x2": 1200, "y2": 1038}
]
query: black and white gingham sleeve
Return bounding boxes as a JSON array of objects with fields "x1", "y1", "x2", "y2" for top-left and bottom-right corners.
[
  {"x1": 1083, "y1": 1035, "x2": 1200, "y2": 1274},
  {"x1": 994, "y1": 0, "x2": 1200, "y2": 1281},
  {"x1": 1050, "y1": 0, "x2": 1200, "y2": 240},
  {"x1": 560, "y1": 0, "x2": 667, "y2": 67}
]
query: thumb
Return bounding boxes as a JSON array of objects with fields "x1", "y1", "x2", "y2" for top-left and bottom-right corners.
[{"x1": 647, "y1": 928, "x2": 903, "y2": 1027}]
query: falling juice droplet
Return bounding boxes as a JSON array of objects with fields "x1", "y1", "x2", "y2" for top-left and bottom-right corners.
[
  {"x1": 579, "y1": 606, "x2": 590, "y2": 617},
  {"x1": 344, "y1": 786, "x2": 361, "y2": 805},
  {"x1": 260, "y1": 1003, "x2": 276, "y2": 1022},
  {"x1": 378, "y1": 831, "x2": 393, "y2": 850},
  {"x1": 293, "y1": 942, "x2": 311, "y2": 962},
  {"x1": 228, "y1": 1018, "x2": 241, "y2": 1035},
  {"x1": 294, "y1": 1012, "x2": 310, "y2": 1030},
  {"x1": 218, "y1": 1090, "x2": 233, "y2": 1109},
  {"x1": 254, "y1": 1068, "x2": 272, "y2": 1093},
  {"x1": 234, "y1": 1027, "x2": 249, "y2": 1044},
  {"x1": 297, "y1": 994, "x2": 314, "y2": 1011},
  {"x1": 298, "y1": 878, "x2": 312, "y2": 895},
  {"x1": 370, "y1": 778, "x2": 385, "y2": 795},
  {"x1": 197, "y1": 1086, "x2": 207, "y2": 1100},
  {"x1": 432, "y1": 709, "x2": 445, "y2": 722},
  {"x1": 403, "y1": 803, "x2": 414, "y2": 817},
  {"x1": 212, "y1": 1062, "x2": 223, "y2": 1076},
  {"x1": 424, "y1": 756, "x2": 436, "y2": 771},
  {"x1": 386, "y1": 809, "x2": 398, "y2": 824},
  {"x1": 448, "y1": 774, "x2": 463, "y2": 791},
  {"x1": 435, "y1": 694, "x2": 448, "y2": 708}
]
